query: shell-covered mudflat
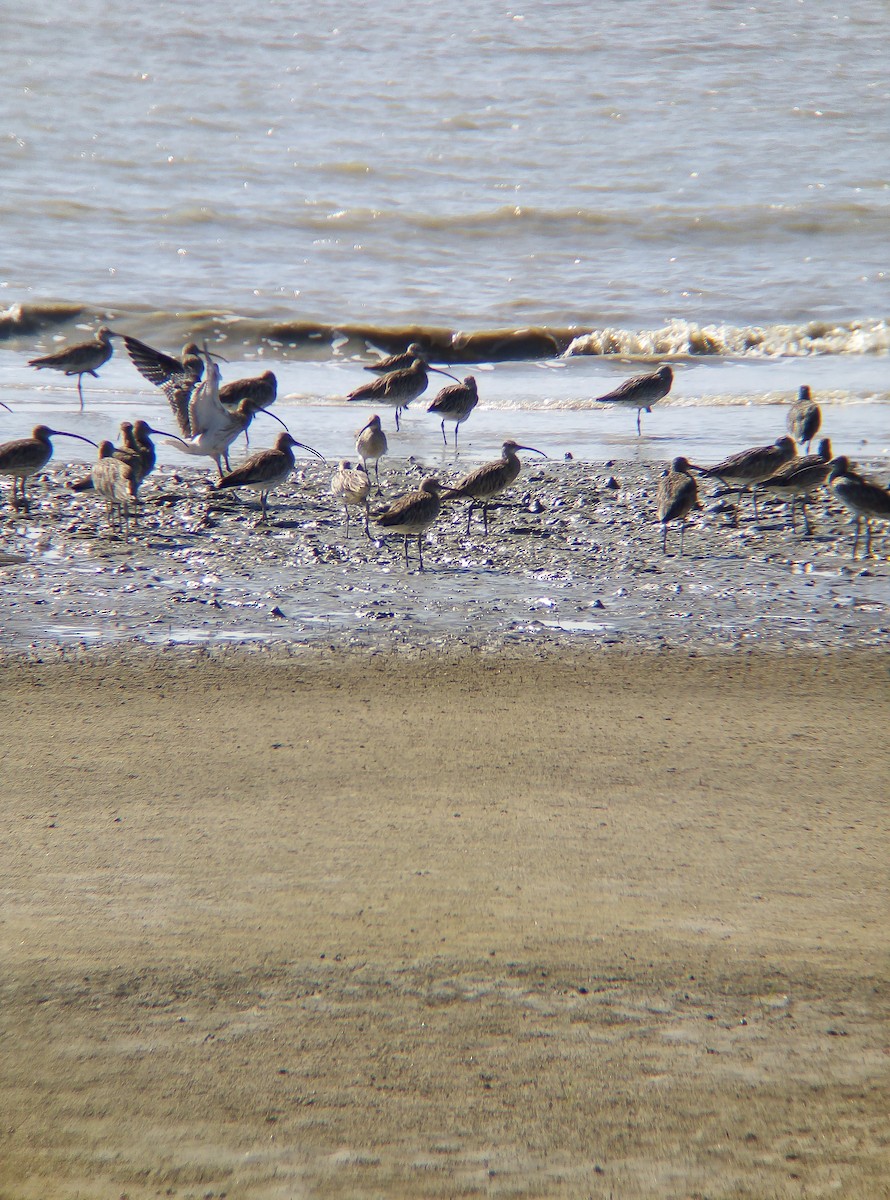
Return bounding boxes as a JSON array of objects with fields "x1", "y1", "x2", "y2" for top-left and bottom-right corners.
[{"x1": 1, "y1": 456, "x2": 888, "y2": 659}]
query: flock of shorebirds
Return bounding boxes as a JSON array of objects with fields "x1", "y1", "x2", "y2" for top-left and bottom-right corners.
[{"x1": 2, "y1": 326, "x2": 889, "y2": 568}]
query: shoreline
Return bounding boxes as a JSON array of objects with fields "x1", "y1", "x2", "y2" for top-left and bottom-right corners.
[
  {"x1": 2, "y1": 648, "x2": 888, "y2": 1198},
  {"x1": 2, "y1": 455, "x2": 889, "y2": 659}
]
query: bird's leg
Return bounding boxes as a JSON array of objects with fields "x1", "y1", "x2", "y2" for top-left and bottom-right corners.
[
  {"x1": 679, "y1": 521, "x2": 686, "y2": 557},
  {"x1": 362, "y1": 502, "x2": 371, "y2": 539},
  {"x1": 636, "y1": 409, "x2": 642, "y2": 436},
  {"x1": 403, "y1": 537, "x2": 410, "y2": 570},
  {"x1": 852, "y1": 518, "x2": 861, "y2": 560},
  {"x1": 77, "y1": 375, "x2": 85, "y2": 411},
  {"x1": 224, "y1": 450, "x2": 232, "y2": 472},
  {"x1": 344, "y1": 505, "x2": 350, "y2": 540},
  {"x1": 482, "y1": 504, "x2": 490, "y2": 535},
  {"x1": 802, "y1": 498, "x2": 812, "y2": 537},
  {"x1": 417, "y1": 534, "x2": 424, "y2": 572},
  {"x1": 440, "y1": 421, "x2": 447, "y2": 446},
  {"x1": 373, "y1": 461, "x2": 382, "y2": 495},
  {"x1": 465, "y1": 501, "x2": 475, "y2": 536},
  {"x1": 661, "y1": 523, "x2": 668, "y2": 554},
  {"x1": 454, "y1": 426, "x2": 459, "y2": 451},
  {"x1": 865, "y1": 519, "x2": 872, "y2": 558},
  {"x1": 733, "y1": 489, "x2": 743, "y2": 527},
  {"x1": 395, "y1": 408, "x2": 401, "y2": 432}
]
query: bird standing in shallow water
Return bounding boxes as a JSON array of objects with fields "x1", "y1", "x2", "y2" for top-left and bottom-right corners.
[
  {"x1": 219, "y1": 369, "x2": 277, "y2": 411},
  {"x1": 656, "y1": 457, "x2": 698, "y2": 555},
  {"x1": 219, "y1": 370, "x2": 279, "y2": 449},
  {"x1": 694, "y1": 435, "x2": 797, "y2": 525},
  {"x1": 828, "y1": 456, "x2": 890, "y2": 559},
  {"x1": 28, "y1": 327, "x2": 118, "y2": 410},
  {"x1": 443, "y1": 440, "x2": 547, "y2": 535},
  {"x1": 355, "y1": 415, "x2": 388, "y2": 493},
  {"x1": 374, "y1": 477, "x2": 445, "y2": 571},
  {"x1": 428, "y1": 375, "x2": 478, "y2": 448},
  {"x1": 347, "y1": 358, "x2": 457, "y2": 431},
  {"x1": 0, "y1": 425, "x2": 97, "y2": 511},
  {"x1": 215, "y1": 431, "x2": 324, "y2": 523},
  {"x1": 331, "y1": 460, "x2": 371, "y2": 538},
  {"x1": 593, "y1": 364, "x2": 673, "y2": 434},
  {"x1": 787, "y1": 385, "x2": 821, "y2": 453}
]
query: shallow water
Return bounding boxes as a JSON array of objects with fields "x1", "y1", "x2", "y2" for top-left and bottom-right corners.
[{"x1": 2, "y1": 1, "x2": 889, "y2": 337}]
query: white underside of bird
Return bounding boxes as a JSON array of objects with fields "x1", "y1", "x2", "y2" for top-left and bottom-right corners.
[{"x1": 164, "y1": 358, "x2": 251, "y2": 473}]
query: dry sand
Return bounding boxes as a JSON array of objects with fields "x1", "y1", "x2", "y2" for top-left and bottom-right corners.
[{"x1": 1, "y1": 648, "x2": 888, "y2": 1199}]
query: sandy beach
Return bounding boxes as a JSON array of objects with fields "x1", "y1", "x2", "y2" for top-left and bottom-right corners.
[{"x1": 2, "y1": 647, "x2": 888, "y2": 1198}]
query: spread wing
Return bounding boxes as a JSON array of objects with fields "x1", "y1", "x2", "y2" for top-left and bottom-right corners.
[{"x1": 123, "y1": 335, "x2": 187, "y2": 389}]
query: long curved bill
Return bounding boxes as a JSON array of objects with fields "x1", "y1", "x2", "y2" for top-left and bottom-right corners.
[
  {"x1": 0, "y1": 401, "x2": 12, "y2": 413},
  {"x1": 517, "y1": 444, "x2": 548, "y2": 458},
  {"x1": 429, "y1": 366, "x2": 461, "y2": 383},
  {"x1": 258, "y1": 408, "x2": 290, "y2": 431},
  {"x1": 292, "y1": 438, "x2": 326, "y2": 463},
  {"x1": 48, "y1": 429, "x2": 99, "y2": 448},
  {"x1": 146, "y1": 425, "x2": 189, "y2": 446}
]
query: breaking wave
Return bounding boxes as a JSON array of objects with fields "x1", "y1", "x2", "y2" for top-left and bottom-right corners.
[{"x1": 3, "y1": 302, "x2": 889, "y2": 364}]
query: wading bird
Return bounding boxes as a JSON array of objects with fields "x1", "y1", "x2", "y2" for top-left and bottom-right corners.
[
  {"x1": 787, "y1": 385, "x2": 821, "y2": 454},
  {"x1": 28, "y1": 326, "x2": 118, "y2": 410},
  {"x1": 219, "y1": 369, "x2": 280, "y2": 448},
  {"x1": 760, "y1": 438, "x2": 833, "y2": 534},
  {"x1": 656, "y1": 457, "x2": 698, "y2": 555},
  {"x1": 374, "y1": 476, "x2": 445, "y2": 570},
  {"x1": 828, "y1": 456, "x2": 890, "y2": 559},
  {"x1": 355, "y1": 415, "x2": 388, "y2": 493},
  {"x1": 347, "y1": 358, "x2": 457, "y2": 431},
  {"x1": 162, "y1": 351, "x2": 288, "y2": 479},
  {"x1": 695, "y1": 435, "x2": 797, "y2": 525},
  {"x1": 364, "y1": 342, "x2": 426, "y2": 374},
  {"x1": 215, "y1": 431, "x2": 324, "y2": 523},
  {"x1": 219, "y1": 370, "x2": 277, "y2": 411},
  {"x1": 91, "y1": 441, "x2": 137, "y2": 535},
  {"x1": 593, "y1": 364, "x2": 673, "y2": 435},
  {"x1": 331, "y1": 460, "x2": 371, "y2": 538},
  {"x1": 122, "y1": 335, "x2": 204, "y2": 398},
  {"x1": 0, "y1": 425, "x2": 97, "y2": 511},
  {"x1": 70, "y1": 418, "x2": 179, "y2": 499},
  {"x1": 428, "y1": 375, "x2": 478, "y2": 448},
  {"x1": 443, "y1": 439, "x2": 547, "y2": 534}
]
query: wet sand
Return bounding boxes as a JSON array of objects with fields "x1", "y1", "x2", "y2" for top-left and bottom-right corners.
[
  {"x1": 2, "y1": 648, "x2": 888, "y2": 1198},
  {"x1": 2, "y1": 455, "x2": 889, "y2": 655}
]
